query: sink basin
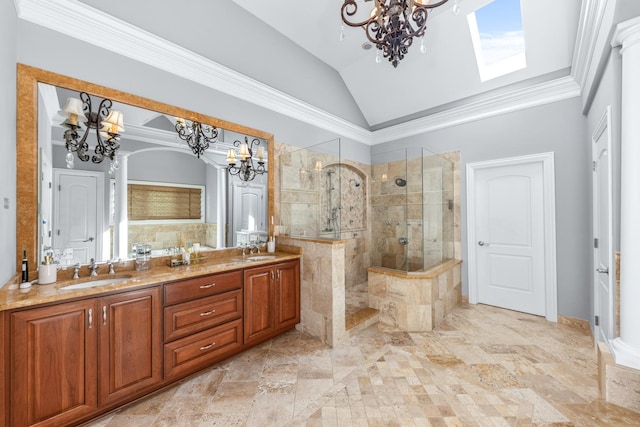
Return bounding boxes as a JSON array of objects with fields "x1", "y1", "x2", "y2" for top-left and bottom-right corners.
[
  {"x1": 246, "y1": 255, "x2": 278, "y2": 262},
  {"x1": 60, "y1": 275, "x2": 133, "y2": 290}
]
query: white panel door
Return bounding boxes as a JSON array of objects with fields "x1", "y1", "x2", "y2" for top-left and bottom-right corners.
[
  {"x1": 230, "y1": 180, "x2": 267, "y2": 246},
  {"x1": 473, "y1": 162, "x2": 546, "y2": 316},
  {"x1": 53, "y1": 170, "x2": 102, "y2": 264},
  {"x1": 592, "y1": 107, "x2": 614, "y2": 343}
]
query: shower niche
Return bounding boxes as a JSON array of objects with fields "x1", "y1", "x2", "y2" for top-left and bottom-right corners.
[{"x1": 319, "y1": 164, "x2": 366, "y2": 238}]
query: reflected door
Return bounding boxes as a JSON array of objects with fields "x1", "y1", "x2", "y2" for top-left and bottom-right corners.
[
  {"x1": 53, "y1": 169, "x2": 103, "y2": 264},
  {"x1": 230, "y1": 180, "x2": 266, "y2": 246}
]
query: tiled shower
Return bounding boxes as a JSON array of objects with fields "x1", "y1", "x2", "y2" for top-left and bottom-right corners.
[{"x1": 279, "y1": 140, "x2": 457, "y2": 324}]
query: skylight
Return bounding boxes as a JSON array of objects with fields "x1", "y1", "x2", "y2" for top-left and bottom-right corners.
[{"x1": 468, "y1": 0, "x2": 526, "y2": 82}]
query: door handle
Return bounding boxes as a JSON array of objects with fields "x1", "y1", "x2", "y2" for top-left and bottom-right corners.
[
  {"x1": 83, "y1": 237, "x2": 95, "y2": 242},
  {"x1": 596, "y1": 267, "x2": 609, "y2": 274},
  {"x1": 478, "y1": 241, "x2": 490, "y2": 246}
]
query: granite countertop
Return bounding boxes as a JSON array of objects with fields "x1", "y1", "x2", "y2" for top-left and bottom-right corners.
[{"x1": 0, "y1": 251, "x2": 300, "y2": 312}]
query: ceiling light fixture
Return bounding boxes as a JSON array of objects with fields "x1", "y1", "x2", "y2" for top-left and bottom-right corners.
[
  {"x1": 341, "y1": 0, "x2": 449, "y2": 67},
  {"x1": 226, "y1": 136, "x2": 266, "y2": 182},
  {"x1": 59, "y1": 92, "x2": 125, "y2": 173},
  {"x1": 175, "y1": 118, "x2": 219, "y2": 158}
]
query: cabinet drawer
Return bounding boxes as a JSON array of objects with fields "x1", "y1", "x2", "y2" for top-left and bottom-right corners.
[
  {"x1": 164, "y1": 270, "x2": 242, "y2": 305},
  {"x1": 164, "y1": 319, "x2": 243, "y2": 380},
  {"x1": 164, "y1": 289, "x2": 243, "y2": 342}
]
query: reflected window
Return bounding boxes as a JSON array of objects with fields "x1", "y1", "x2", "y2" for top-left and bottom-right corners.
[{"x1": 128, "y1": 182, "x2": 204, "y2": 221}]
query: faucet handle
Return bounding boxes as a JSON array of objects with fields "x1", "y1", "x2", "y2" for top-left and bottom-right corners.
[{"x1": 72, "y1": 263, "x2": 81, "y2": 279}]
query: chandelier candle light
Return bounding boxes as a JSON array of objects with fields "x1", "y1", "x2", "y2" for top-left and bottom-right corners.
[
  {"x1": 226, "y1": 136, "x2": 266, "y2": 182},
  {"x1": 341, "y1": 0, "x2": 449, "y2": 67},
  {"x1": 59, "y1": 92, "x2": 125, "y2": 173},
  {"x1": 174, "y1": 118, "x2": 219, "y2": 158}
]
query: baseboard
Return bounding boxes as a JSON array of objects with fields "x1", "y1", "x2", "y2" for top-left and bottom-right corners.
[{"x1": 558, "y1": 314, "x2": 592, "y2": 337}]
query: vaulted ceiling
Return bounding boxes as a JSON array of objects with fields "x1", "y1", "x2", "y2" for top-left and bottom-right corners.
[
  {"x1": 16, "y1": 0, "x2": 610, "y2": 146},
  {"x1": 232, "y1": 0, "x2": 580, "y2": 127}
]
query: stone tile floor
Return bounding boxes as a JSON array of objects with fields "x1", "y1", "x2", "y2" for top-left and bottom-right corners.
[{"x1": 86, "y1": 303, "x2": 640, "y2": 426}]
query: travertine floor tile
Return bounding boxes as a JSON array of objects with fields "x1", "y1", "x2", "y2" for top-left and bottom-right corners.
[{"x1": 85, "y1": 303, "x2": 640, "y2": 426}]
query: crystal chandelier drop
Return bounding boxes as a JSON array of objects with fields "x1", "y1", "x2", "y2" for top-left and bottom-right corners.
[
  {"x1": 59, "y1": 92, "x2": 125, "y2": 173},
  {"x1": 226, "y1": 136, "x2": 267, "y2": 182},
  {"x1": 174, "y1": 118, "x2": 219, "y2": 158},
  {"x1": 341, "y1": 0, "x2": 449, "y2": 67}
]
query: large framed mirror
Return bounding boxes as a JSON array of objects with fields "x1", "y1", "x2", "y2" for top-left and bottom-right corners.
[{"x1": 16, "y1": 64, "x2": 275, "y2": 272}]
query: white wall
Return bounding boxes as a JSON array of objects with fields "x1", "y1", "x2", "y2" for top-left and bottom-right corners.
[
  {"x1": 373, "y1": 98, "x2": 591, "y2": 320},
  {"x1": 0, "y1": 1, "x2": 17, "y2": 285}
]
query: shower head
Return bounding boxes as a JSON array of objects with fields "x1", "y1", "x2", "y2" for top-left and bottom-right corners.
[{"x1": 394, "y1": 177, "x2": 407, "y2": 187}]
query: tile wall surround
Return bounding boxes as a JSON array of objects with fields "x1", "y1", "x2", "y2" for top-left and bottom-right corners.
[
  {"x1": 276, "y1": 141, "x2": 372, "y2": 295},
  {"x1": 370, "y1": 151, "x2": 460, "y2": 272},
  {"x1": 598, "y1": 342, "x2": 640, "y2": 413},
  {"x1": 127, "y1": 223, "x2": 217, "y2": 252},
  {"x1": 369, "y1": 259, "x2": 462, "y2": 331},
  {"x1": 274, "y1": 142, "x2": 462, "y2": 343},
  {"x1": 277, "y1": 236, "x2": 348, "y2": 347}
]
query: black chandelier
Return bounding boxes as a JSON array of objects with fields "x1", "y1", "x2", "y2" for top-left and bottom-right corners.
[
  {"x1": 341, "y1": 0, "x2": 449, "y2": 67},
  {"x1": 175, "y1": 118, "x2": 219, "y2": 158},
  {"x1": 226, "y1": 136, "x2": 267, "y2": 182},
  {"x1": 59, "y1": 92, "x2": 124, "y2": 171}
]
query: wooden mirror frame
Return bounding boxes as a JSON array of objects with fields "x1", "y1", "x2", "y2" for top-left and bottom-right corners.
[{"x1": 16, "y1": 63, "x2": 275, "y2": 276}]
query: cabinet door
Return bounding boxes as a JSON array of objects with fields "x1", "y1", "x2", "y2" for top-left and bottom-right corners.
[
  {"x1": 244, "y1": 265, "x2": 275, "y2": 345},
  {"x1": 275, "y1": 260, "x2": 301, "y2": 332},
  {"x1": 98, "y1": 287, "x2": 162, "y2": 406},
  {"x1": 11, "y1": 300, "x2": 98, "y2": 427}
]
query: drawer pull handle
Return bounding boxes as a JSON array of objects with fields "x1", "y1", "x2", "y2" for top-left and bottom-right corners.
[
  {"x1": 200, "y1": 309, "x2": 217, "y2": 317},
  {"x1": 199, "y1": 283, "x2": 216, "y2": 289},
  {"x1": 199, "y1": 342, "x2": 216, "y2": 351},
  {"x1": 88, "y1": 308, "x2": 93, "y2": 328},
  {"x1": 102, "y1": 306, "x2": 107, "y2": 325}
]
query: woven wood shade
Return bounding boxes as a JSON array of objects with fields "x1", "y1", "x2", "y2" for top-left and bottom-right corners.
[{"x1": 128, "y1": 184, "x2": 202, "y2": 220}]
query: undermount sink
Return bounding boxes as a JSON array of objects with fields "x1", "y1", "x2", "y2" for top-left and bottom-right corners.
[
  {"x1": 246, "y1": 255, "x2": 278, "y2": 262},
  {"x1": 60, "y1": 275, "x2": 133, "y2": 290}
]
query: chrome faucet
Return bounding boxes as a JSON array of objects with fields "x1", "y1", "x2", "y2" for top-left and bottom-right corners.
[
  {"x1": 88, "y1": 258, "x2": 99, "y2": 277},
  {"x1": 72, "y1": 263, "x2": 81, "y2": 279},
  {"x1": 107, "y1": 259, "x2": 121, "y2": 274}
]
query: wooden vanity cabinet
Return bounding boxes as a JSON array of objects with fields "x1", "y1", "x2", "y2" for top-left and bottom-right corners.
[
  {"x1": 8, "y1": 286, "x2": 162, "y2": 427},
  {"x1": 163, "y1": 270, "x2": 244, "y2": 380},
  {"x1": 98, "y1": 287, "x2": 163, "y2": 406},
  {"x1": 10, "y1": 299, "x2": 99, "y2": 427},
  {"x1": 244, "y1": 260, "x2": 300, "y2": 346}
]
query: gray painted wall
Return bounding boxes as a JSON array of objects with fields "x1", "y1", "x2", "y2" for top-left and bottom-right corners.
[
  {"x1": 80, "y1": 0, "x2": 369, "y2": 128},
  {"x1": 0, "y1": 1, "x2": 17, "y2": 284},
  {"x1": 16, "y1": 22, "x2": 358, "y2": 153},
  {"x1": 128, "y1": 151, "x2": 206, "y2": 185},
  {"x1": 372, "y1": 98, "x2": 591, "y2": 320}
]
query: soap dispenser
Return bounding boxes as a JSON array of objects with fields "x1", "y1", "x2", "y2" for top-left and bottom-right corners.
[{"x1": 38, "y1": 248, "x2": 57, "y2": 285}]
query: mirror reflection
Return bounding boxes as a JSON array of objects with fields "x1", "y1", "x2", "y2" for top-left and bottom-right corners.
[{"x1": 37, "y1": 83, "x2": 269, "y2": 266}]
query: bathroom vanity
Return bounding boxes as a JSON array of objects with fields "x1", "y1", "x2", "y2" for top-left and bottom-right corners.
[{"x1": 0, "y1": 253, "x2": 300, "y2": 427}]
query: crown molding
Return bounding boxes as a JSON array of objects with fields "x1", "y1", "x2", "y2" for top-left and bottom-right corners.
[
  {"x1": 372, "y1": 76, "x2": 581, "y2": 144},
  {"x1": 571, "y1": 0, "x2": 608, "y2": 90},
  {"x1": 17, "y1": 0, "x2": 585, "y2": 147}
]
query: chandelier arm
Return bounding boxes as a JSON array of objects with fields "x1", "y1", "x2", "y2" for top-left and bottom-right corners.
[{"x1": 341, "y1": 0, "x2": 377, "y2": 28}]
